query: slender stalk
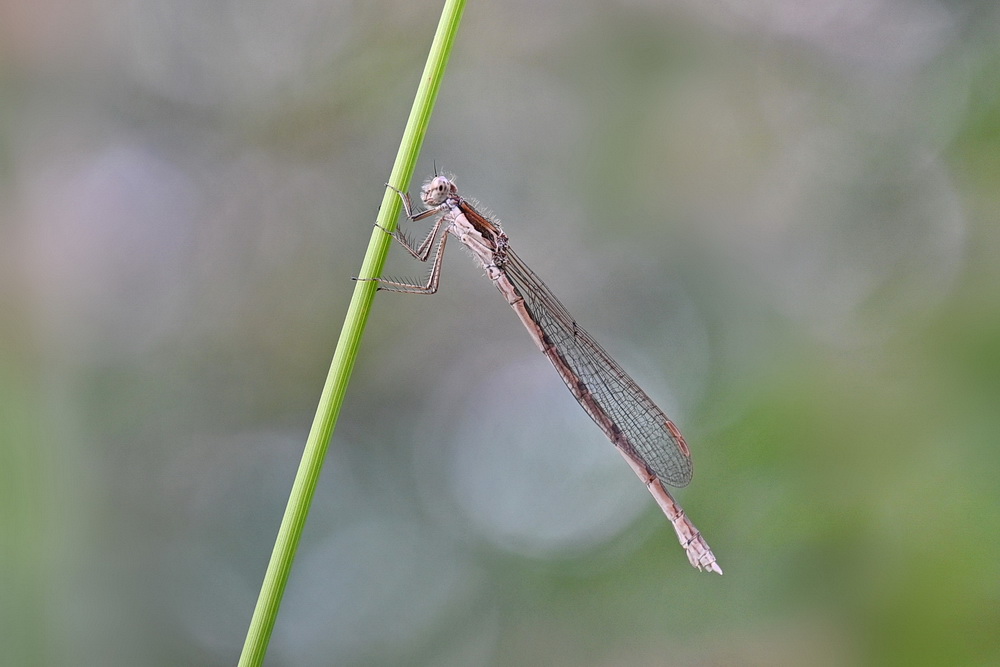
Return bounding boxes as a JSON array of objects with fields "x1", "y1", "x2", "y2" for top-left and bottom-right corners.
[{"x1": 237, "y1": 2, "x2": 466, "y2": 664}]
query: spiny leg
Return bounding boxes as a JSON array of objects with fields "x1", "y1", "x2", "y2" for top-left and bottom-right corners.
[
  {"x1": 380, "y1": 212, "x2": 447, "y2": 262},
  {"x1": 376, "y1": 185, "x2": 449, "y2": 261},
  {"x1": 357, "y1": 231, "x2": 449, "y2": 294}
]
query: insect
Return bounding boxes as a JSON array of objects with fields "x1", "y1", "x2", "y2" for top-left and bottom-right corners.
[{"x1": 361, "y1": 174, "x2": 721, "y2": 573}]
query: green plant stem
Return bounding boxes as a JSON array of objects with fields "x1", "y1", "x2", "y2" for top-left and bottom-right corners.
[{"x1": 237, "y1": 2, "x2": 465, "y2": 664}]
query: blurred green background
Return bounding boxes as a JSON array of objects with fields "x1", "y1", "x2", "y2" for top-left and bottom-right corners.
[{"x1": 2, "y1": 1, "x2": 999, "y2": 665}]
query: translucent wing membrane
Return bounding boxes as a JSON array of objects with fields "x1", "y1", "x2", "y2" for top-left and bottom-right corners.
[{"x1": 503, "y1": 250, "x2": 694, "y2": 488}]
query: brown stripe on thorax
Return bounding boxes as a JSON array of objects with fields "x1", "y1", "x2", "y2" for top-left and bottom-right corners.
[{"x1": 457, "y1": 199, "x2": 504, "y2": 242}]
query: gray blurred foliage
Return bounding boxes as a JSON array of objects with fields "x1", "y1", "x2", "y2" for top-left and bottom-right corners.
[{"x1": 2, "y1": 0, "x2": 999, "y2": 665}]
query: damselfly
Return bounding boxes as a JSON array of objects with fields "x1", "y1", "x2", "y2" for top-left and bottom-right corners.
[{"x1": 361, "y1": 174, "x2": 722, "y2": 574}]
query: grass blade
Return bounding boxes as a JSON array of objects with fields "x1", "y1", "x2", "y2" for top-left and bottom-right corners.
[{"x1": 238, "y1": 2, "x2": 466, "y2": 664}]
